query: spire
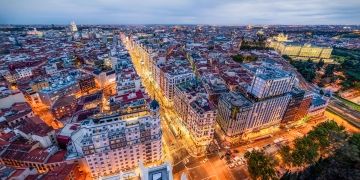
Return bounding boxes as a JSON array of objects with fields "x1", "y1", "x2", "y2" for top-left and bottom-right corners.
[{"x1": 149, "y1": 99, "x2": 159, "y2": 110}]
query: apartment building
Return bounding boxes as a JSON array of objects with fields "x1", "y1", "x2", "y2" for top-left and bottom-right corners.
[
  {"x1": 174, "y1": 79, "x2": 216, "y2": 146},
  {"x1": 116, "y1": 66, "x2": 141, "y2": 96},
  {"x1": 70, "y1": 100, "x2": 162, "y2": 178},
  {"x1": 187, "y1": 96, "x2": 216, "y2": 146},
  {"x1": 15, "y1": 68, "x2": 33, "y2": 79},
  {"x1": 160, "y1": 65, "x2": 194, "y2": 101}
]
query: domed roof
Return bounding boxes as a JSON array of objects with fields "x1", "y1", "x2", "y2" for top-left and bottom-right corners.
[{"x1": 149, "y1": 99, "x2": 159, "y2": 110}]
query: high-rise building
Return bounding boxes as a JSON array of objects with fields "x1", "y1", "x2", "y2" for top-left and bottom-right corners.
[
  {"x1": 70, "y1": 100, "x2": 162, "y2": 178},
  {"x1": 217, "y1": 92, "x2": 291, "y2": 137},
  {"x1": 246, "y1": 94, "x2": 291, "y2": 131},
  {"x1": 244, "y1": 63, "x2": 297, "y2": 100},
  {"x1": 217, "y1": 92, "x2": 252, "y2": 137},
  {"x1": 217, "y1": 62, "x2": 296, "y2": 137}
]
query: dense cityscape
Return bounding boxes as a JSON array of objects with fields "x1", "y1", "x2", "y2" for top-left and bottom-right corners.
[{"x1": 0, "y1": 16, "x2": 359, "y2": 180}]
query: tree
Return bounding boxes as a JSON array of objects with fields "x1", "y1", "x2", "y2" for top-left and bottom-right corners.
[
  {"x1": 279, "y1": 145, "x2": 292, "y2": 166},
  {"x1": 231, "y1": 54, "x2": 244, "y2": 63},
  {"x1": 291, "y1": 136, "x2": 319, "y2": 166},
  {"x1": 324, "y1": 64, "x2": 335, "y2": 77},
  {"x1": 283, "y1": 120, "x2": 346, "y2": 167},
  {"x1": 317, "y1": 59, "x2": 325, "y2": 70},
  {"x1": 281, "y1": 133, "x2": 360, "y2": 180},
  {"x1": 349, "y1": 133, "x2": 360, "y2": 151},
  {"x1": 282, "y1": 55, "x2": 291, "y2": 61},
  {"x1": 303, "y1": 68, "x2": 316, "y2": 82},
  {"x1": 307, "y1": 120, "x2": 345, "y2": 149},
  {"x1": 244, "y1": 150, "x2": 278, "y2": 180}
]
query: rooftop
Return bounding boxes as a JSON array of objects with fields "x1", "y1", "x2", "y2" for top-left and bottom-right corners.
[
  {"x1": 52, "y1": 95, "x2": 76, "y2": 109},
  {"x1": 242, "y1": 61, "x2": 294, "y2": 81},
  {"x1": 221, "y1": 92, "x2": 252, "y2": 107}
]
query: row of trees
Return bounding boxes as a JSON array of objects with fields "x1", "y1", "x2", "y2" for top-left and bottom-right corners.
[
  {"x1": 282, "y1": 133, "x2": 360, "y2": 180},
  {"x1": 288, "y1": 57, "x2": 338, "y2": 85},
  {"x1": 240, "y1": 40, "x2": 271, "y2": 50},
  {"x1": 244, "y1": 120, "x2": 358, "y2": 180},
  {"x1": 288, "y1": 58, "x2": 317, "y2": 82},
  {"x1": 231, "y1": 54, "x2": 258, "y2": 63},
  {"x1": 287, "y1": 47, "x2": 360, "y2": 90},
  {"x1": 279, "y1": 120, "x2": 346, "y2": 167}
]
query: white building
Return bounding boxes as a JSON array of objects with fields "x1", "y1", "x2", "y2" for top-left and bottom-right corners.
[
  {"x1": 187, "y1": 96, "x2": 216, "y2": 146},
  {"x1": 16, "y1": 67, "x2": 33, "y2": 79},
  {"x1": 161, "y1": 68, "x2": 194, "y2": 101},
  {"x1": 27, "y1": 28, "x2": 43, "y2": 36},
  {"x1": 69, "y1": 21, "x2": 78, "y2": 32},
  {"x1": 244, "y1": 64, "x2": 297, "y2": 99},
  {"x1": 70, "y1": 100, "x2": 162, "y2": 178},
  {"x1": 246, "y1": 93, "x2": 291, "y2": 131},
  {"x1": 115, "y1": 64, "x2": 142, "y2": 96},
  {"x1": 173, "y1": 80, "x2": 216, "y2": 146},
  {"x1": 44, "y1": 65, "x2": 58, "y2": 75}
]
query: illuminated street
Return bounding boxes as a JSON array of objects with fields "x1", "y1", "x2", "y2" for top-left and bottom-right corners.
[
  {"x1": 27, "y1": 102, "x2": 63, "y2": 129},
  {"x1": 122, "y1": 40, "x2": 249, "y2": 180},
  {"x1": 121, "y1": 37, "x2": 360, "y2": 180}
]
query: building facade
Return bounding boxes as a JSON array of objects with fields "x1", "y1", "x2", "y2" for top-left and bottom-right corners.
[
  {"x1": 173, "y1": 80, "x2": 216, "y2": 146},
  {"x1": 51, "y1": 96, "x2": 77, "y2": 120},
  {"x1": 79, "y1": 75, "x2": 96, "y2": 93},
  {"x1": 70, "y1": 100, "x2": 162, "y2": 178}
]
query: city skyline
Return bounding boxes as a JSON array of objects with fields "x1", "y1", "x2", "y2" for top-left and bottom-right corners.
[
  {"x1": 0, "y1": 1, "x2": 360, "y2": 179},
  {"x1": 1, "y1": 0, "x2": 360, "y2": 25}
]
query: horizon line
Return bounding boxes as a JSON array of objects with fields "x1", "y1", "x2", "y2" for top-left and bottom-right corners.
[{"x1": 1, "y1": 23, "x2": 360, "y2": 26}]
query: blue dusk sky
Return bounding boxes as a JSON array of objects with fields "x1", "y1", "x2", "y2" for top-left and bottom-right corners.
[{"x1": 0, "y1": 0, "x2": 359, "y2": 25}]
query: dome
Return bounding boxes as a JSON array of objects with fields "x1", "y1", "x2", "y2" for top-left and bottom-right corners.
[{"x1": 149, "y1": 99, "x2": 159, "y2": 110}]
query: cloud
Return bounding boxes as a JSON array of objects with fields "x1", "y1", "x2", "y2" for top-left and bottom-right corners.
[{"x1": 0, "y1": 0, "x2": 359, "y2": 24}]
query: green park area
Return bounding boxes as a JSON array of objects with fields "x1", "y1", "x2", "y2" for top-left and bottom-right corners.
[
  {"x1": 331, "y1": 48, "x2": 360, "y2": 90},
  {"x1": 285, "y1": 47, "x2": 360, "y2": 90},
  {"x1": 244, "y1": 120, "x2": 360, "y2": 180}
]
